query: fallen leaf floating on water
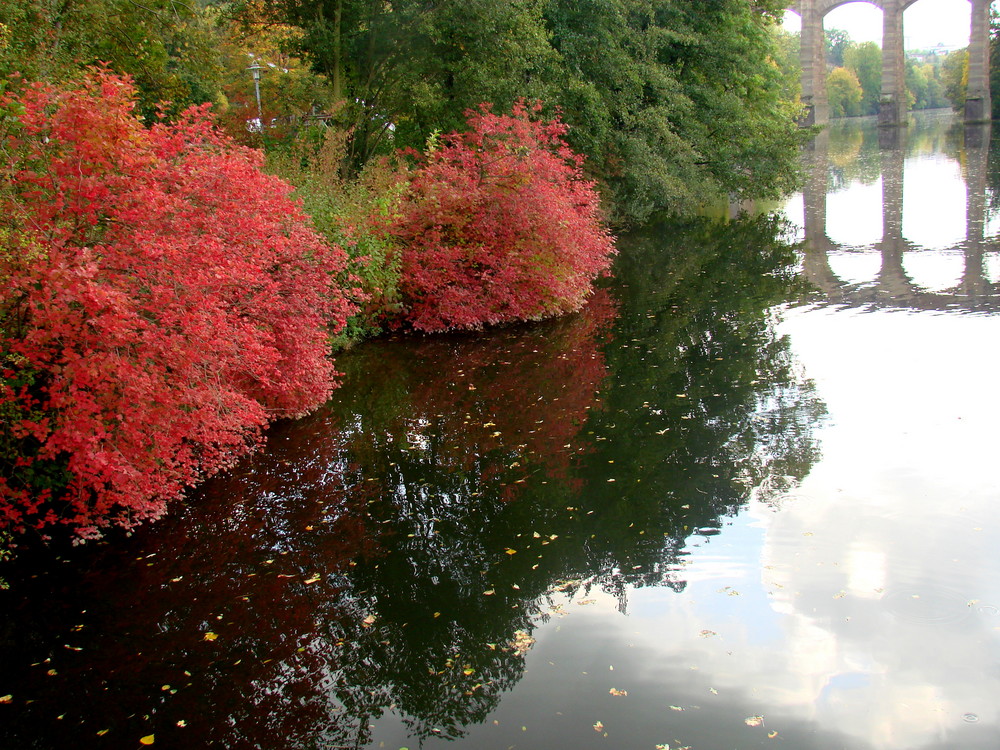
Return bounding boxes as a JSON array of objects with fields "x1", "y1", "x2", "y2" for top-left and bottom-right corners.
[
  {"x1": 510, "y1": 630, "x2": 535, "y2": 656},
  {"x1": 769, "y1": 731, "x2": 779, "y2": 739},
  {"x1": 361, "y1": 615, "x2": 377, "y2": 627},
  {"x1": 140, "y1": 735, "x2": 155, "y2": 745},
  {"x1": 96, "y1": 729, "x2": 109, "y2": 736},
  {"x1": 203, "y1": 632, "x2": 218, "y2": 642},
  {"x1": 505, "y1": 548, "x2": 517, "y2": 555},
  {"x1": 593, "y1": 721, "x2": 604, "y2": 732},
  {"x1": 609, "y1": 688, "x2": 627, "y2": 697},
  {"x1": 745, "y1": 715, "x2": 765, "y2": 727},
  {"x1": 304, "y1": 575, "x2": 321, "y2": 585},
  {"x1": 0, "y1": 695, "x2": 11, "y2": 704}
]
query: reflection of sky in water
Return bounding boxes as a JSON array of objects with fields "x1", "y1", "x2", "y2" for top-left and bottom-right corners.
[
  {"x1": 827, "y1": 250, "x2": 884, "y2": 286},
  {"x1": 902, "y1": 155, "x2": 966, "y2": 251},
  {"x1": 502, "y1": 310, "x2": 1000, "y2": 750},
  {"x1": 825, "y1": 178, "x2": 883, "y2": 248},
  {"x1": 661, "y1": 122, "x2": 1000, "y2": 749},
  {"x1": 900, "y1": 250, "x2": 966, "y2": 291}
]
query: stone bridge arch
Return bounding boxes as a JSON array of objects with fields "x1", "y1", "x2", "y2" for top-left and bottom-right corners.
[{"x1": 786, "y1": 0, "x2": 991, "y2": 127}]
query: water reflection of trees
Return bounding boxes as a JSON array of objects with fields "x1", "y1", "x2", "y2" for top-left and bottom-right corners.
[
  {"x1": 0, "y1": 216, "x2": 827, "y2": 750},
  {"x1": 565, "y1": 215, "x2": 826, "y2": 604}
]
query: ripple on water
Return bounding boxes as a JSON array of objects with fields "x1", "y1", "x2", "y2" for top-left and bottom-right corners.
[{"x1": 881, "y1": 587, "x2": 974, "y2": 625}]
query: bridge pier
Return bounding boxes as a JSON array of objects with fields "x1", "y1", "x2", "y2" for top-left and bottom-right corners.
[
  {"x1": 965, "y1": 0, "x2": 992, "y2": 122},
  {"x1": 878, "y1": 0, "x2": 907, "y2": 127},
  {"x1": 798, "y1": 0, "x2": 829, "y2": 126}
]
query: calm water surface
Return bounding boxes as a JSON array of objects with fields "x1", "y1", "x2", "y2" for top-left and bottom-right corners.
[{"x1": 3, "y1": 112, "x2": 1000, "y2": 749}]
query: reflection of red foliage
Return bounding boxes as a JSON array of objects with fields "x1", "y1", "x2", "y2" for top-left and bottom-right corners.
[
  {"x1": 0, "y1": 71, "x2": 350, "y2": 539},
  {"x1": 350, "y1": 288, "x2": 619, "y2": 497},
  {"x1": 393, "y1": 102, "x2": 615, "y2": 332}
]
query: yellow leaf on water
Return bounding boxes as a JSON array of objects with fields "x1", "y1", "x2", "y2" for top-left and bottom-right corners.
[
  {"x1": 139, "y1": 735, "x2": 155, "y2": 745},
  {"x1": 304, "y1": 575, "x2": 321, "y2": 584},
  {"x1": 769, "y1": 730, "x2": 779, "y2": 739},
  {"x1": 0, "y1": 695, "x2": 11, "y2": 704},
  {"x1": 505, "y1": 549, "x2": 517, "y2": 555},
  {"x1": 362, "y1": 615, "x2": 377, "y2": 627},
  {"x1": 609, "y1": 688, "x2": 627, "y2": 696},
  {"x1": 96, "y1": 729, "x2": 109, "y2": 736},
  {"x1": 745, "y1": 715, "x2": 764, "y2": 727},
  {"x1": 203, "y1": 632, "x2": 218, "y2": 641}
]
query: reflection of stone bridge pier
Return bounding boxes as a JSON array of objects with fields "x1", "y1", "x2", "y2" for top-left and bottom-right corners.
[
  {"x1": 800, "y1": 124, "x2": 1000, "y2": 312},
  {"x1": 787, "y1": 0, "x2": 992, "y2": 126}
]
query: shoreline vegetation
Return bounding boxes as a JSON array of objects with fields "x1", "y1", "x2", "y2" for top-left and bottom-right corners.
[{"x1": 1, "y1": 0, "x2": 805, "y2": 551}]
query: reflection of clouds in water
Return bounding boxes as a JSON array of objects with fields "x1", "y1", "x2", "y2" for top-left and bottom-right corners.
[
  {"x1": 987, "y1": 253, "x2": 1000, "y2": 284},
  {"x1": 902, "y1": 156, "x2": 966, "y2": 252},
  {"x1": 826, "y1": 250, "x2": 883, "y2": 286},
  {"x1": 826, "y1": 178, "x2": 883, "y2": 249},
  {"x1": 752, "y1": 308, "x2": 1000, "y2": 747},
  {"x1": 901, "y1": 250, "x2": 966, "y2": 292},
  {"x1": 783, "y1": 191, "x2": 805, "y2": 240},
  {"x1": 588, "y1": 309, "x2": 1000, "y2": 749}
]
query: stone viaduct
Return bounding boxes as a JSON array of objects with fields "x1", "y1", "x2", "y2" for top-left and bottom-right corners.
[{"x1": 786, "y1": 0, "x2": 992, "y2": 126}]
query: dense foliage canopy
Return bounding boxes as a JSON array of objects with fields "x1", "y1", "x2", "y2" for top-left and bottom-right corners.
[{"x1": 242, "y1": 0, "x2": 805, "y2": 223}]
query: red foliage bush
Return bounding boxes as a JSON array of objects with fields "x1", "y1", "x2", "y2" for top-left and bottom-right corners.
[
  {"x1": 0, "y1": 70, "x2": 351, "y2": 540},
  {"x1": 392, "y1": 101, "x2": 615, "y2": 332}
]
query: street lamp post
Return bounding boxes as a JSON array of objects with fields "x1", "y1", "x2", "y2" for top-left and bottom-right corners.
[{"x1": 248, "y1": 62, "x2": 263, "y2": 126}]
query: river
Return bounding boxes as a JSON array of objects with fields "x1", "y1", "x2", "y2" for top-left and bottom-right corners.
[{"x1": 2, "y1": 111, "x2": 999, "y2": 749}]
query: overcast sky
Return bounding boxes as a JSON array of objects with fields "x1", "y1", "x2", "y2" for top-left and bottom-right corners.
[{"x1": 782, "y1": 0, "x2": 976, "y2": 50}]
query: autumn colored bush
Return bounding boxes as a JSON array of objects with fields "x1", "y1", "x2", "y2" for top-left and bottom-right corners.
[
  {"x1": 392, "y1": 102, "x2": 615, "y2": 332},
  {"x1": 0, "y1": 70, "x2": 351, "y2": 540}
]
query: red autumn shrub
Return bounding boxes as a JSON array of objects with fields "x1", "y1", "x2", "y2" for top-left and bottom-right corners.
[
  {"x1": 0, "y1": 70, "x2": 351, "y2": 540},
  {"x1": 392, "y1": 101, "x2": 615, "y2": 332}
]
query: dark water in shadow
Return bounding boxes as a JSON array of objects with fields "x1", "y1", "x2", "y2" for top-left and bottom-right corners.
[{"x1": 3, "y1": 112, "x2": 1000, "y2": 750}]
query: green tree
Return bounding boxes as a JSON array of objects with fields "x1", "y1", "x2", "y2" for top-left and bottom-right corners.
[
  {"x1": 544, "y1": 0, "x2": 804, "y2": 224},
  {"x1": 844, "y1": 41, "x2": 882, "y2": 116},
  {"x1": 906, "y1": 57, "x2": 928, "y2": 109},
  {"x1": 246, "y1": 0, "x2": 558, "y2": 170},
  {"x1": 942, "y1": 48, "x2": 969, "y2": 111},
  {"x1": 827, "y1": 66, "x2": 863, "y2": 117},
  {"x1": 255, "y1": 0, "x2": 804, "y2": 224},
  {"x1": 825, "y1": 27, "x2": 851, "y2": 68},
  {"x1": 773, "y1": 29, "x2": 802, "y2": 102},
  {"x1": 0, "y1": 0, "x2": 225, "y2": 117}
]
